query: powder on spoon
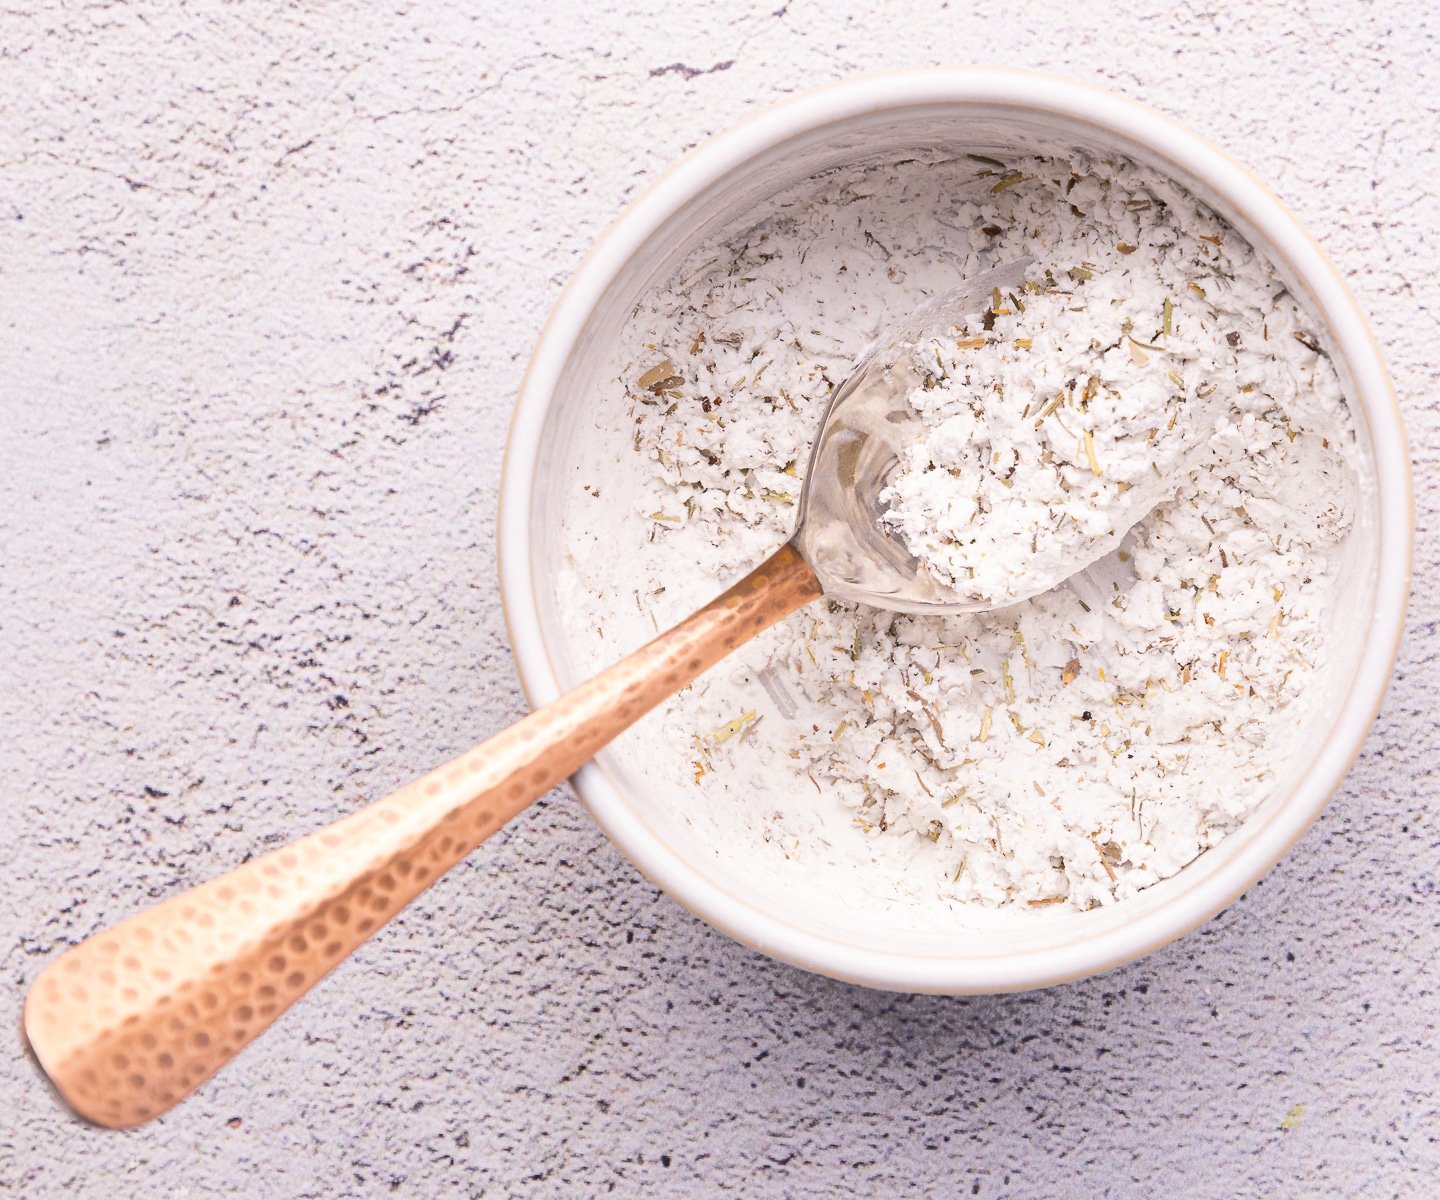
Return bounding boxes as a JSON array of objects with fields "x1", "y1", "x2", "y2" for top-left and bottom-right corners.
[{"x1": 878, "y1": 193, "x2": 1234, "y2": 608}]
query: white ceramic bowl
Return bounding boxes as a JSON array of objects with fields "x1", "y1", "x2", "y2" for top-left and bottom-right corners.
[{"x1": 498, "y1": 70, "x2": 1411, "y2": 993}]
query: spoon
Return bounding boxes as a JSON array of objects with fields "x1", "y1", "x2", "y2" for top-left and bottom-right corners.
[{"x1": 25, "y1": 259, "x2": 1059, "y2": 1128}]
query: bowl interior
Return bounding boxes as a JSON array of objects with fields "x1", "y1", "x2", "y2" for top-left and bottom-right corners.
[{"x1": 517, "y1": 100, "x2": 1384, "y2": 981}]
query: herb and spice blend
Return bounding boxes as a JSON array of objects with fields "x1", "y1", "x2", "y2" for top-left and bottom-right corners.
[{"x1": 559, "y1": 152, "x2": 1360, "y2": 912}]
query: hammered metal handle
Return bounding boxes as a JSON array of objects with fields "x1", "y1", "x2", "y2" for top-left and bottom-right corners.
[{"x1": 23, "y1": 542, "x2": 821, "y2": 1128}]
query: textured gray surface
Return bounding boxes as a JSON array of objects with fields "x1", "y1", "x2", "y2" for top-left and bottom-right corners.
[{"x1": 1, "y1": 2, "x2": 1434, "y2": 1196}]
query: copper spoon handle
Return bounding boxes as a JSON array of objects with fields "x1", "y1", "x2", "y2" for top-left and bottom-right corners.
[{"x1": 24, "y1": 543, "x2": 821, "y2": 1128}]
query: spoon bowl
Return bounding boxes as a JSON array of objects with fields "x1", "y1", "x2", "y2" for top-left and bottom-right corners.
[{"x1": 794, "y1": 257, "x2": 1034, "y2": 612}]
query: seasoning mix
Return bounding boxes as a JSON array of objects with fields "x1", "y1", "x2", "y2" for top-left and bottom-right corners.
[{"x1": 560, "y1": 152, "x2": 1360, "y2": 911}]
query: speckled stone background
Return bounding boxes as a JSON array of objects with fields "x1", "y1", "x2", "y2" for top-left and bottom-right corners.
[{"x1": 2, "y1": 2, "x2": 1434, "y2": 1196}]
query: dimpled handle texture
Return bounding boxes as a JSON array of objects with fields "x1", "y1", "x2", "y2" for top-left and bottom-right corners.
[{"x1": 24, "y1": 542, "x2": 821, "y2": 1128}]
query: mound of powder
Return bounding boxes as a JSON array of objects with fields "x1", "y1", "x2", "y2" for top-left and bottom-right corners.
[{"x1": 561, "y1": 151, "x2": 1360, "y2": 910}]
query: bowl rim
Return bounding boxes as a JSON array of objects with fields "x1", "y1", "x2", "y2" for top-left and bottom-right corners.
[{"x1": 496, "y1": 67, "x2": 1413, "y2": 993}]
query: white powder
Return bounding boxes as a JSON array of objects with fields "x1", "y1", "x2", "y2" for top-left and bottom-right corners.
[{"x1": 560, "y1": 152, "x2": 1360, "y2": 912}]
